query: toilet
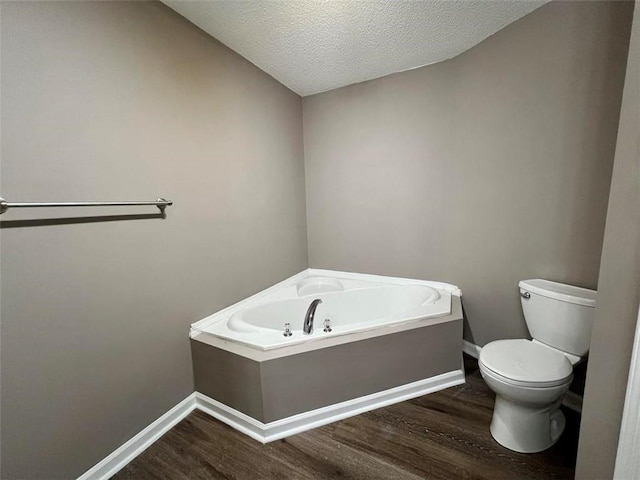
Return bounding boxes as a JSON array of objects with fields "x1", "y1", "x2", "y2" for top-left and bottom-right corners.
[{"x1": 478, "y1": 279, "x2": 596, "y2": 453}]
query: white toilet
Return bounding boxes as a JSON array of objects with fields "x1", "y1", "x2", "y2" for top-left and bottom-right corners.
[{"x1": 479, "y1": 279, "x2": 596, "y2": 453}]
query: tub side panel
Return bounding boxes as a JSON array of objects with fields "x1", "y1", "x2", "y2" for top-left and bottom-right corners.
[
  {"x1": 191, "y1": 339, "x2": 265, "y2": 422},
  {"x1": 260, "y1": 317, "x2": 463, "y2": 423}
]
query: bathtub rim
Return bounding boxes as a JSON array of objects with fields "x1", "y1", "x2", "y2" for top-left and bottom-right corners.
[
  {"x1": 192, "y1": 294, "x2": 463, "y2": 361},
  {"x1": 190, "y1": 268, "x2": 461, "y2": 338}
]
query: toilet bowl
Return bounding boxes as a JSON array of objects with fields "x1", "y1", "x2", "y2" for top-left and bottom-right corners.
[
  {"x1": 479, "y1": 279, "x2": 596, "y2": 453},
  {"x1": 479, "y1": 339, "x2": 573, "y2": 452}
]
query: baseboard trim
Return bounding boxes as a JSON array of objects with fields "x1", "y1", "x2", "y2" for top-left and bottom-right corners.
[
  {"x1": 562, "y1": 390, "x2": 583, "y2": 414},
  {"x1": 77, "y1": 393, "x2": 197, "y2": 480},
  {"x1": 197, "y1": 369, "x2": 466, "y2": 443},
  {"x1": 463, "y1": 340, "x2": 482, "y2": 358},
  {"x1": 78, "y1": 369, "x2": 466, "y2": 479}
]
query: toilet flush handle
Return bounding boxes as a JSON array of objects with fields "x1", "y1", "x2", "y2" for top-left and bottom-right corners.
[{"x1": 521, "y1": 291, "x2": 531, "y2": 299}]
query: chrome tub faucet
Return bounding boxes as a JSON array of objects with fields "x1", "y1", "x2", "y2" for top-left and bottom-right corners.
[{"x1": 303, "y1": 299, "x2": 322, "y2": 335}]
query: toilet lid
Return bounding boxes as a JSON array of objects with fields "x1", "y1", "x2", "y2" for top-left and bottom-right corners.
[{"x1": 479, "y1": 339, "x2": 573, "y2": 386}]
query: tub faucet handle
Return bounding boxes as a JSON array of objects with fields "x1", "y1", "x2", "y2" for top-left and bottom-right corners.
[
  {"x1": 283, "y1": 323, "x2": 292, "y2": 337},
  {"x1": 323, "y1": 319, "x2": 332, "y2": 333}
]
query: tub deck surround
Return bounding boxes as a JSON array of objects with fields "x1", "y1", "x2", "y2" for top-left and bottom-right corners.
[{"x1": 190, "y1": 269, "x2": 464, "y2": 441}]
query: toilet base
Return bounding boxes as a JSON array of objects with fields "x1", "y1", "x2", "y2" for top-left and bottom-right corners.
[{"x1": 489, "y1": 395, "x2": 565, "y2": 453}]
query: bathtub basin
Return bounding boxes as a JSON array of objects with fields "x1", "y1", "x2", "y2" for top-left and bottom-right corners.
[{"x1": 191, "y1": 269, "x2": 459, "y2": 351}]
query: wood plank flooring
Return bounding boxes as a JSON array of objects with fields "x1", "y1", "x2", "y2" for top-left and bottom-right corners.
[{"x1": 113, "y1": 356, "x2": 579, "y2": 479}]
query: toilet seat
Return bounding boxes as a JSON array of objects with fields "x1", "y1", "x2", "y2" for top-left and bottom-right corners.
[
  {"x1": 479, "y1": 362, "x2": 572, "y2": 389},
  {"x1": 479, "y1": 339, "x2": 573, "y2": 388}
]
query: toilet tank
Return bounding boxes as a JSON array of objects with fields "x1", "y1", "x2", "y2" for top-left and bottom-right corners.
[{"x1": 519, "y1": 279, "x2": 596, "y2": 357}]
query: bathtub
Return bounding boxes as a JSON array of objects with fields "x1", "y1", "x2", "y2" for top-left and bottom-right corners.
[
  {"x1": 190, "y1": 269, "x2": 464, "y2": 443},
  {"x1": 191, "y1": 269, "x2": 461, "y2": 351}
]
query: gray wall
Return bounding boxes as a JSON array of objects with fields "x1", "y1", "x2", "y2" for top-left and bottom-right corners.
[
  {"x1": 576, "y1": 3, "x2": 639, "y2": 478},
  {"x1": 303, "y1": 1, "x2": 633, "y2": 347},
  {"x1": 0, "y1": 2, "x2": 307, "y2": 478}
]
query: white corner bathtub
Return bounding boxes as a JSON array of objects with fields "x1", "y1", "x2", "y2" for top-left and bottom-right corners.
[
  {"x1": 191, "y1": 269, "x2": 462, "y2": 351},
  {"x1": 190, "y1": 269, "x2": 464, "y2": 442}
]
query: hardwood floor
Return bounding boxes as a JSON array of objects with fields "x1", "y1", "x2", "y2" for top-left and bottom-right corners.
[{"x1": 114, "y1": 356, "x2": 579, "y2": 479}]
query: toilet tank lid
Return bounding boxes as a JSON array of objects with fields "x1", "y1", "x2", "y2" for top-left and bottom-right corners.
[{"x1": 519, "y1": 279, "x2": 596, "y2": 307}]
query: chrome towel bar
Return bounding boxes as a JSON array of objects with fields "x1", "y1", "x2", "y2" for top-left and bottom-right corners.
[{"x1": 0, "y1": 197, "x2": 172, "y2": 215}]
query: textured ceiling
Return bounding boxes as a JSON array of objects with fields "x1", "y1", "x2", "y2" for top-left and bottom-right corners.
[{"x1": 162, "y1": 1, "x2": 549, "y2": 96}]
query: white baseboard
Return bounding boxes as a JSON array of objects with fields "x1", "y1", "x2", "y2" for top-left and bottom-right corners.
[
  {"x1": 77, "y1": 370, "x2": 465, "y2": 479},
  {"x1": 562, "y1": 390, "x2": 583, "y2": 414},
  {"x1": 463, "y1": 339, "x2": 482, "y2": 358},
  {"x1": 77, "y1": 393, "x2": 197, "y2": 480},
  {"x1": 196, "y1": 369, "x2": 465, "y2": 443}
]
